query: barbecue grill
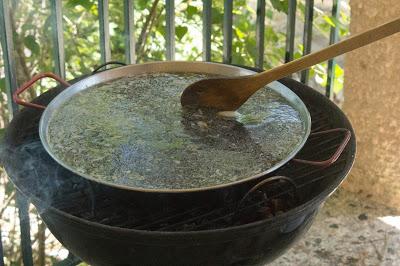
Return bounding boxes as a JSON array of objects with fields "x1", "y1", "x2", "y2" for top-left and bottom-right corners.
[{"x1": 2, "y1": 65, "x2": 356, "y2": 266}]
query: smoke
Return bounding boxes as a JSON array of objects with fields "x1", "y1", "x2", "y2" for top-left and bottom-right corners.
[{"x1": 1, "y1": 139, "x2": 98, "y2": 215}]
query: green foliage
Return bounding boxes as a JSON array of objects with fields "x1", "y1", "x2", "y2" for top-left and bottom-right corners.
[
  {"x1": 187, "y1": 5, "x2": 198, "y2": 19},
  {"x1": 313, "y1": 62, "x2": 344, "y2": 94},
  {"x1": 0, "y1": 78, "x2": 5, "y2": 92},
  {"x1": 23, "y1": 35, "x2": 40, "y2": 55},
  {"x1": 270, "y1": 0, "x2": 289, "y2": 14},
  {"x1": 66, "y1": 0, "x2": 95, "y2": 11},
  {"x1": 0, "y1": 128, "x2": 4, "y2": 143},
  {"x1": 176, "y1": 26, "x2": 189, "y2": 41}
]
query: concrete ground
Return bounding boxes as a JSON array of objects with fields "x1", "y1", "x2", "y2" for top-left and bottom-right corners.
[{"x1": 271, "y1": 188, "x2": 400, "y2": 266}]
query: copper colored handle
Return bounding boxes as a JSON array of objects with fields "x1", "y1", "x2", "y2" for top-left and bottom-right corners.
[
  {"x1": 238, "y1": 176, "x2": 297, "y2": 207},
  {"x1": 13, "y1": 72, "x2": 71, "y2": 110},
  {"x1": 292, "y1": 128, "x2": 351, "y2": 167}
]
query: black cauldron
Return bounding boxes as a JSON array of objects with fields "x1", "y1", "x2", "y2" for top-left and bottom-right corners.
[{"x1": 2, "y1": 65, "x2": 355, "y2": 266}]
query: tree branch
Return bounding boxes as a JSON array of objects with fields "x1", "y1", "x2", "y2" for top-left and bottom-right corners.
[{"x1": 136, "y1": 0, "x2": 160, "y2": 60}]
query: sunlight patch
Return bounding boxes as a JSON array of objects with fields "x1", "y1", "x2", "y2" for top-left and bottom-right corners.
[{"x1": 378, "y1": 216, "x2": 400, "y2": 230}]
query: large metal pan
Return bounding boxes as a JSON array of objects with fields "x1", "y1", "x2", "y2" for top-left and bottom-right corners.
[{"x1": 14, "y1": 61, "x2": 312, "y2": 193}]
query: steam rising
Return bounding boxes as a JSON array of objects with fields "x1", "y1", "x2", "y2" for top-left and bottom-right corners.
[{"x1": 1, "y1": 139, "x2": 97, "y2": 215}]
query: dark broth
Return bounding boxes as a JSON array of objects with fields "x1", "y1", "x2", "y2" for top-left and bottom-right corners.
[{"x1": 47, "y1": 73, "x2": 306, "y2": 190}]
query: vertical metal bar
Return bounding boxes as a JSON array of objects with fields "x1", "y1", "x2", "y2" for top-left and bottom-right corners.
[
  {"x1": 0, "y1": 228, "x2": 4, "y2": 266},
  {"x1": 50, "y1": 0, "x2": 65, "y2": 79},
  {"x1": 98, "y1": 0, "x2": 111, "y2": 64},
  {"x1": 0, "y1": 0, "x2": 18, "y2": 116},
  {"x1": 326, "y1": 0, "x2": 341, "y2": 98},
  {"x1": 124, "y1": 0, "x2": 135, "y2": 64},
  {"x1": 202, "y1": 0, "x2": 212, "y2": 62},
  {"x1": 223, "y1": 0, "x2": 233, "y2": 64},
  {"x1": 300, "y1": 0, "x2": 314, "y2": 84},
  {"x1": 255, "y1": 0, "x2": 265, "y2": 69},
  {"x1": 0, "y1": 7, "x2": 26, "y2": 265},
  {"x1": 16, "y1": 193, "x2": 33, "y2": 266},
  {"x1": 285, "y1": 0, "x2": 297, "y2": 63},
  {"x1": 165, "y1": 0, "x2": 175, "y2": 60}
]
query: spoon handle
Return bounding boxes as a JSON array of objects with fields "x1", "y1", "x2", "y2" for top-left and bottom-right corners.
[{"x1": 255, "y1": 17, "x2": 400, "y2": 85}]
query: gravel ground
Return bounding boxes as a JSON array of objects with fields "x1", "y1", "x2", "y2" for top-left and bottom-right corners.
[{"x1": 271, "y1": 188, "x2": 400, "y2": 266}]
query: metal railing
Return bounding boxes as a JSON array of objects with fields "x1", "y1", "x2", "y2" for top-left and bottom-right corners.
[{"x1": 0, "y1": 0, "x2": 342, "y2": 265}]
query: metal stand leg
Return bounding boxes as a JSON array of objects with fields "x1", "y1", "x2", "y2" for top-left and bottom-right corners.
[{"x1": 16, "y1": 192, "x2": 33, "y2": 266}]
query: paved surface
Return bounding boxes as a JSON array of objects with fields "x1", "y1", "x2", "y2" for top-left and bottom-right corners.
[{"x1": 271, "y1": 188, "x2": 400, "y2": 266}]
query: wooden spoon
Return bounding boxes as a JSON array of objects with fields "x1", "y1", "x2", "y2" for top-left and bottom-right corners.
[{"x1": 181, "y1": 17, "x2": 400, "y2": 111}]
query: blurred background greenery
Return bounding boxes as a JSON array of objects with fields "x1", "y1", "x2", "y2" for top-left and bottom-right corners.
[{"x1": 0, "y1": 0, "x2": 349, "y2": 264}]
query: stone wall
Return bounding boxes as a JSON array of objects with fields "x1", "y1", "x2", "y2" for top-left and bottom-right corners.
[{"x1": 342, "y1": 0, "x2": 400, "y2": 209}]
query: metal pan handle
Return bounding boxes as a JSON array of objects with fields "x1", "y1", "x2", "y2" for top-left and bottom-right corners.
[
  {"x1": 92, "y1": 61, "x2": 127, "y2": 74},
  {"x1": 292, "y1": 128, "x2": 351, "y2": 167},
  {"x1": 13, "y1": 72, "x2": 71, "y2": 110},
  {"x1": 238, "y1": 176, "x2": 298, "y2": 207}
]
